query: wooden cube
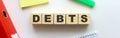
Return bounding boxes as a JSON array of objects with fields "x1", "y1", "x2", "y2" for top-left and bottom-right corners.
[
  {"x1": 79, "y1": 13, "x2": 90, "y2": 24},
  {"x1": 42, "y1": 14, "x2": 53, "y2": 24},
  {"x1": 66, "y1": 14, "x2": 78, "y2": 24},
  {"x1": 30, "y1": 13, "x2": 41, "y2": 24},
  {"x1": 54, "y1": 14, "x2": 66, "y2": 24}
]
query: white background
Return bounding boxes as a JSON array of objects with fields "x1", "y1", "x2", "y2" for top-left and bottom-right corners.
[{"x1": 2, "y1": 0, "x2": 120, "y2": 38}]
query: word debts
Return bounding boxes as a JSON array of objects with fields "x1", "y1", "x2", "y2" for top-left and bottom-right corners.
[{"x1": 30, "y1": 13, "x2": 90, "y2": 24}]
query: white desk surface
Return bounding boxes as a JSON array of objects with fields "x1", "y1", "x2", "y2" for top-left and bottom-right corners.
[{"x1": 3, "y1": 0, "x2": 120, "y2": 38}]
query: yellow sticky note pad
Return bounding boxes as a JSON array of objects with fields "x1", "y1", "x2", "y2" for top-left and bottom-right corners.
[{"x1": 20, "y1": 0, "x2": 48, "y2": 8}]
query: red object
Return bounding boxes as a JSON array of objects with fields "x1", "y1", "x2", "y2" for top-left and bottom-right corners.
[{"x1": 0, "y1": 0, "x2": 19, "y2": 38}]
